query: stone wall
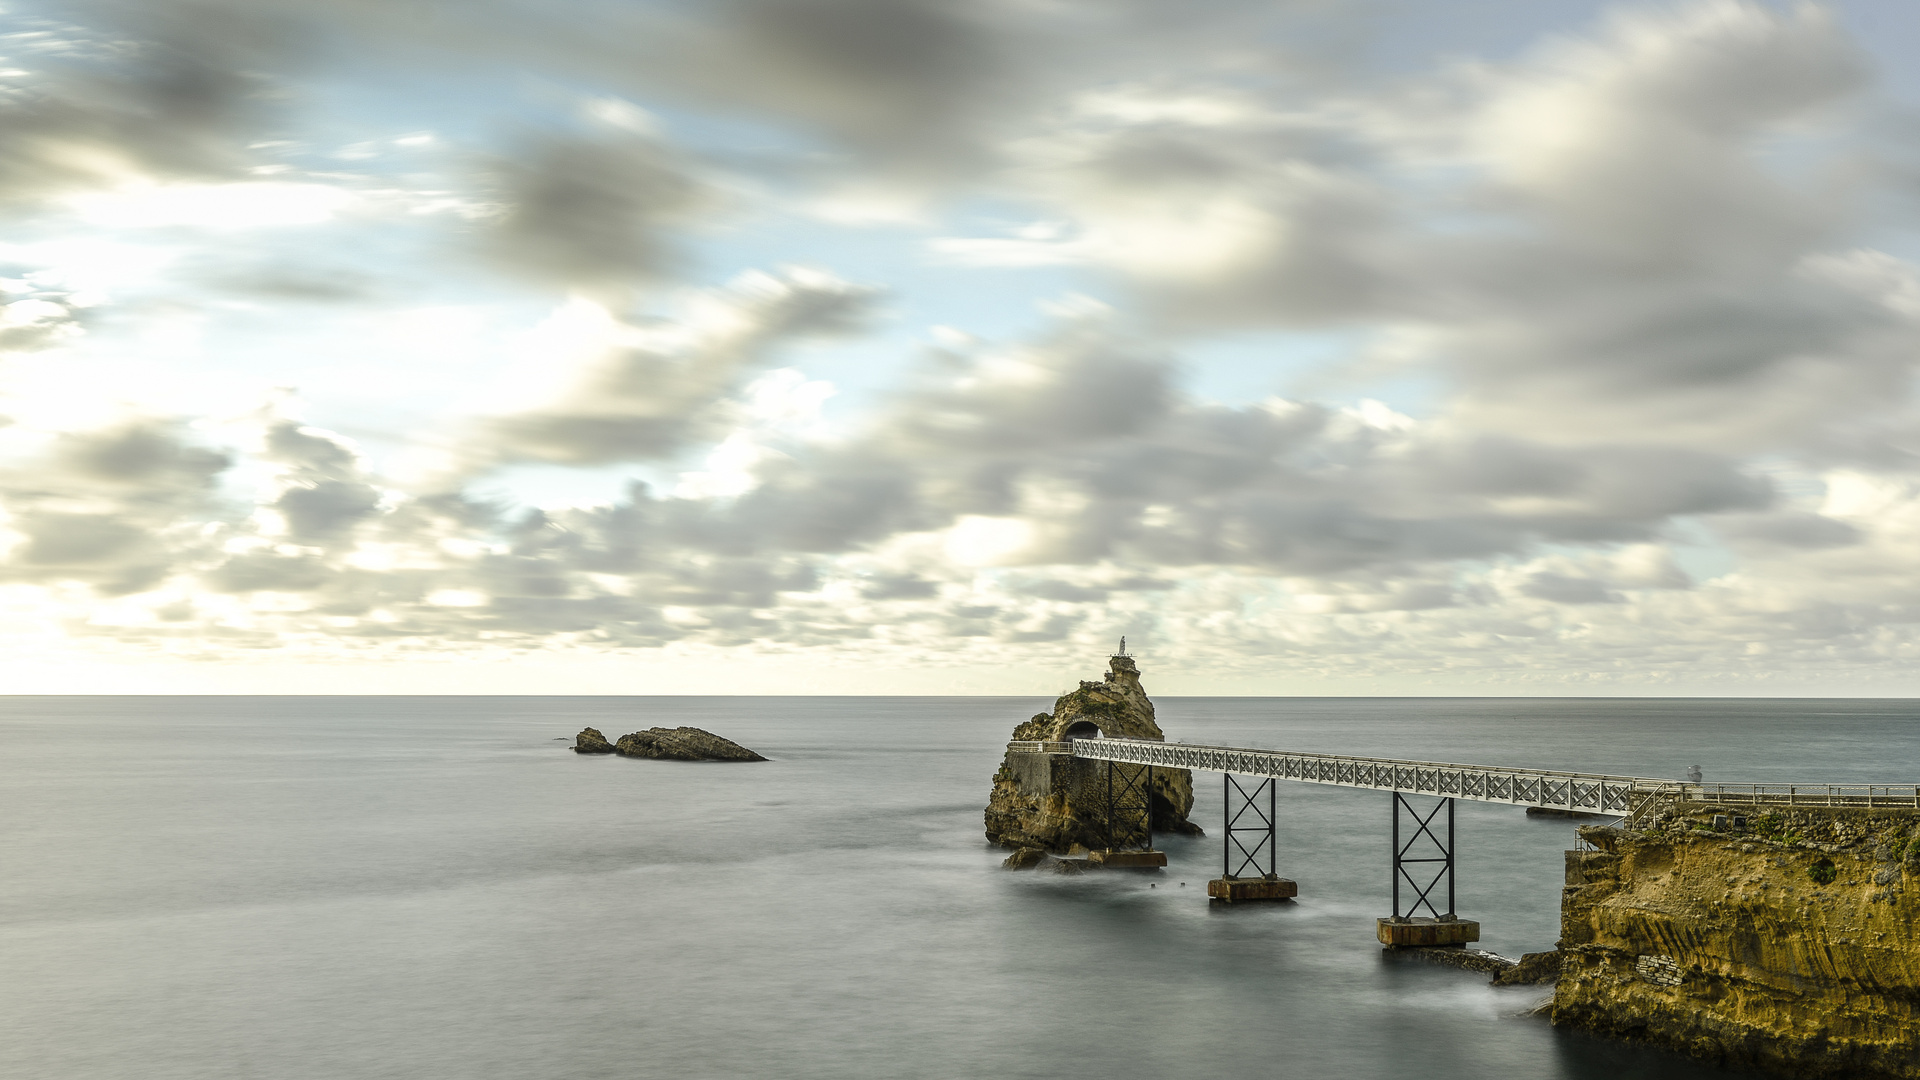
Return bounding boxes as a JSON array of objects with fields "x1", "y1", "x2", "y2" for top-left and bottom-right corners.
[{"x1": 1554, "y1": 806, "x2": 1920, "y2": 1078}]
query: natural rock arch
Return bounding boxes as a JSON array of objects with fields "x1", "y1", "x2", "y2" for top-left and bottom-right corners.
[{"x1": 984, "y1": 653, "x2": 1202, "y2": 852}]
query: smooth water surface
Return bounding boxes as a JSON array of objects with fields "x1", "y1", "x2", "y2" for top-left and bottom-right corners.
[{"x1": 8, "y1": 696, "x2": 1920, "y2": 1079}]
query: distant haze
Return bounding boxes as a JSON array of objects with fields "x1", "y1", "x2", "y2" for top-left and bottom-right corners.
[{"x1": 0, "y1": 1, "x2": 1917, "y2": 693}]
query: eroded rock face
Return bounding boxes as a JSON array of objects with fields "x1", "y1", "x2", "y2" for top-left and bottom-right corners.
[
  {"x1": 985, "y1": 654, "x2": 1200, "y2": 852},
  {"x1": 1555, "y1": 807, "x2": 1920, "y2": 1079},
  {"x1": 1494, "y1": 950, "x2": 1562, "y2": 987},
  {"x1": 574, "y1": 727, "x2": 615, "y2": 754},
  {"x1": 612, "y1": 726, "x2": 767, "y2": 762}
]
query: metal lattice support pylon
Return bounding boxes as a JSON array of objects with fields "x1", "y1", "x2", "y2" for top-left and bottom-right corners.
[
  {"x1": 1224, "y1": 774, "x2": 1276, "y2": 879},
  {"x1": 1104, "y1": 760, "x2": 1154, "y2": 851},
  {"x1": 1391, "y1": 792, "x2": 1455, "y2": 919}
]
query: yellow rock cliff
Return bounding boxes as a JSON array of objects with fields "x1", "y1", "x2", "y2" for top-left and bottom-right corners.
[{"x1": 1555, "y1": 806, "x2": 1920, "y2": 1078}]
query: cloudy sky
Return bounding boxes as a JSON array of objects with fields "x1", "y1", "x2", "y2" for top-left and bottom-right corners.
[{"x1": 2, "y1": 0, "x2": 1920, "y2": 694}]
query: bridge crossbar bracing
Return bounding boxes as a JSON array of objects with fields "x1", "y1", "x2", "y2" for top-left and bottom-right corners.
[{"x1": 1066, "y1": 737, "x2": 1672, "y2": 815}]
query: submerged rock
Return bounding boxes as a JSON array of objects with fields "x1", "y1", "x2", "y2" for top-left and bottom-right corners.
[
  {"x1": 984, "y1": 652, "x2": 1201, "y2": 852},
  {"x1": 1390, "y1": 946, "x2": 1519, "y2": 978},
  {"x1": 574, "y1": 727, "x2": 616, "y2": 754},
  {"x1": 613, "y1": 726, "x2": 766, "y2": 762},
  {"x1": 1002, "y1": 847, "x2": 1047, "y2": 870}
]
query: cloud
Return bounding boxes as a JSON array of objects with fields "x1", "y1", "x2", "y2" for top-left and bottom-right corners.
[
  {"x1": 147, "y1": 0, "x2": 1333, "y2": 202},
  {"x1": 1463, "y1": 2, "x2": 1863, "y2": 256},
  {"x1": 0, "y1": 419, "x2": 230, "y2": 594},
  {"x1": 1403, "y1": 4, "x2": 1905, "y2": 450},
  {"x1": 7, "y1": 0, "x2": 1920, "y2": 692},
  {"x1": 1708, "y1": 510, "x2": 1863, "y2": 550},
  {"x1": 681, "y1": 0, "x2": 1016, "y2": 174},
  {"x1": 0, "y1": 295, "x2": 83, "y2": 351},
  {"x1": 590, "y1": 316, "x2": 1773, "y2": 584},
  {"x1": 474, "y1": 267, "x2": 877, "y2": 468},
  {"x1": 0, "y1": 4, "x2": 282, "y2": 209},
  {"x1": 916, "y1": 2, "x2": 1918, "y2": 460},
  {"x1": 499, "y1": 0, "x2": 1318, "y2": 191},
  {"x1": 257, "y1": 421, "x2": 385, "y2": 544},
  {"x1": 948, "y1": 104, "x2": 1396, "y2": 325},
  {"x1": 482, "y1": 128, "x2": 711, "y2": 293},
  {"x1": 1517, "y1": 570, "x2": 1620, "y2": 605}
]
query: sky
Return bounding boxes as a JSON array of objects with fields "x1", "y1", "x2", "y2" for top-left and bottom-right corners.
[{"x1": 2, "y1": 0, "x2": 1920, "y2": 694}]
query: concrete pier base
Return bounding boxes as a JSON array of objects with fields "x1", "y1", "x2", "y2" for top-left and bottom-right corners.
[
  {"x1": 1377, "y1": 916, "x2": 1481, "y2": 948},
  {"x1": 1088, "y1": 849, "x2": 1167, "y2": 869},
  {"x1": 1207, "y1": 876, "x2": 1298, "y2": 903}
]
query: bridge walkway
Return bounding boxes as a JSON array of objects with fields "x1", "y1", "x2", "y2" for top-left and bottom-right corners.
[{"x1": 1012, "y1": 737, "x2": 1920, "y2": 814}]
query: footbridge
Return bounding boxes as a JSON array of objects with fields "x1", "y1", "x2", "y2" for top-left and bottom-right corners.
[
  {"x1": 1022, "y1": 737, "x2": 1676, "y2": 815},
  {"x1": 1005, "y1": 735, "x2": 1920, "y2": 945}
]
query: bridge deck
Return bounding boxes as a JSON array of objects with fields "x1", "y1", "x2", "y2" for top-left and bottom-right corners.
[
  {"x1": 1021, "y1": 738, "x2": 1920, "y2": 814},
  {"x1": 1060, "y1": 737, "x2": 1660, "y2": 814}
]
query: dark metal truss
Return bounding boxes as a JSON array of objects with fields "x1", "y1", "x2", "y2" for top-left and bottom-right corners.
[
  {"x1": 1223, "y1": 774, "x2": 1276, "y2": 879},
  {"x1": 1391, "y1": 792, "x2": 1454, "y2": 919},
  {"x1": 1104, "y1": 760, "x2": 1154, "y2": 852}
]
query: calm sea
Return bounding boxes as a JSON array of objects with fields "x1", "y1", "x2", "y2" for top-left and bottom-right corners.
[{"x1": 8, "y1": 695, "x2": 1917, "y2": 1080}]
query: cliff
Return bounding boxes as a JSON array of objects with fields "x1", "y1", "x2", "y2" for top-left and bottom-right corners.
[
  {"x1": 1555, "y1": 805, "x2": 1920, "y2": 1078},
  {"x1": 984, "y1": 654, "x2": 1200, "y2": 852}
]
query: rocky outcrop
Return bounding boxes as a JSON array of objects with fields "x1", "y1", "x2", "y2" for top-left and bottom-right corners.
[
  {"x1": 574, "y1": 727, "x2": 615, "y2": 754},
  {"x1": 1554, "y1": 806, "x2": 1920, "y2": 1078},
  {"x1": 1002, "y1": 847, "x2": 1047, "y2": 870},
  {"x1": 612, "y1": 726, "x2": 766, "y2": 762},
  {"x1": 1392, "y1": 946, "x2": 1522, "y2": 978},
  {"x1": 1494, "y1": 949, "x2": 1562, "y2": 986},
  {"x1": 985, "y1": 653, "x2": 1200, "y2": 852}
]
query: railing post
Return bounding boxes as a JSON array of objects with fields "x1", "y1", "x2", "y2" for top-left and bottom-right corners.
[
  {"x1": 1146, "y1": 765, "x2": 1154, "y2": 851},
  {"x1": 1390, "y1": 792, "x2": 1400, "y2": 917},
  {"x1": 1106, "y1": 760, "x2": 1115, "y2": 851},
  {"x1": 1222, "y1": 773, "x2": 1230, "y2": 880}
]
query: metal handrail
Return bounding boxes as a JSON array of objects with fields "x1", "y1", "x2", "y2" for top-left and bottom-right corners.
[
  {"x1": 1686, "y1": 784, "x2": 1920, "y2": 808},
  {"x1": 1067, "y1": 737, "x2": 1671, "y2": 814},
  {"x1": 1005, "y1": 740, "x2": 1074, "y2": 754},
  {"x1": 1008, "y1": 737, "x2": 1920, "y2": 812}
]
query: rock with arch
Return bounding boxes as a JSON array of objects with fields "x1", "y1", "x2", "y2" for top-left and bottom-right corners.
[{"x1": 984, "y1": 653, "x2": 1201, "y2": 853}]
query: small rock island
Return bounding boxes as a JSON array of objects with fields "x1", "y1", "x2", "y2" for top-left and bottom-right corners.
[
  {"x1": 574, "y1": 726, "x2": 766, "y2": 762},
  {"x1": 985, "y1": 652, "x2": 1201, "y2": 861}
]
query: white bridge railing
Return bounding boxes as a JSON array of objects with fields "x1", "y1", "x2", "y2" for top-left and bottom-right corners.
[
  {"x1": 1006, "y1": 740, "x2": 1074, "y2": 754},
  {"x1": 1005, "y1": 737, "x2": 1920, "y2": 813},
  {"x1": 1062, "y1": 737, "x2": 1671, "y2": 814},
  {"x1": 1687, "y1": 784, "x2": 1920, "y2": 808}
]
